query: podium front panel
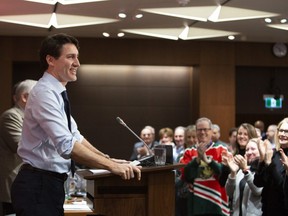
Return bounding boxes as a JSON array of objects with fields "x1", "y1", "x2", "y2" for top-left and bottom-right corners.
[{"x1": 83, "y1": 164, "x2": 184, "y2": 216}]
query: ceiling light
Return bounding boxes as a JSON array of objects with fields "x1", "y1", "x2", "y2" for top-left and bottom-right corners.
[
  {"x1": 117, "y1": 32, "x2": 125, "y2": 37},
  {"x1": 268, "y1": 24, "x2": 288, "y2": 31},
  {"x1": 228, "y1": 35, "x2": 235, "y2": 40},
  {"x1": 102, "y1": 32, "x2": 110, "y2": 37},
  {"x1": 135, "y1": 14, "x2": 143, "y2": 19},
  {"x1": 123, "y1": 28, "x2": 179, "y2": 40},
  {"x1": 0, "y1": 14, "x2": 118, "y2": 29},
  {"x1": 280, "y1": 19, "x2": 287, "y2": 24},
  {"x1": 140, "y1": 6, "x2": 214, "y2": 22},
  {"x1": 118, "y1": 13, "x2": 127, "y2": 19},
  {"x1": 265, "y1": 18, "x2": 272, "y2": 23}
]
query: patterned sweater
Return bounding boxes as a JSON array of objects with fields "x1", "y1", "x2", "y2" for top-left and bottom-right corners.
[{"x1": 180, "y1": 142, "x2": 230, "y2": 216}]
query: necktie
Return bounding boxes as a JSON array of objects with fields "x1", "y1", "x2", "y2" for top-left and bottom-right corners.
[{"x1": 61, "y1": 90, "x2": 75, "y2": 177}]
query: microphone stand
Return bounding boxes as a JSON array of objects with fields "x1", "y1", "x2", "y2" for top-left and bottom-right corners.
[{"x1": 116, "y1": 117, "x2": 155, "y2": 166}]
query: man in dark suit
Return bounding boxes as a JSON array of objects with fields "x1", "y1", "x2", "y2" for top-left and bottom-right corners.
[{"x1": 0, "y1": 79, "x2": 37, "y2": 215}]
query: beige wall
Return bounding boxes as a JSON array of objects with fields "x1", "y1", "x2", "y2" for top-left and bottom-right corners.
[{"x1": 1, "y1": 36, "x2": 288, "y2": 147}]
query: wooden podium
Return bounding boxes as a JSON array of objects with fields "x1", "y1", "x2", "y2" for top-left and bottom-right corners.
[{"x1": 80, "y1": 164, "x2": 184, "y2": 216}]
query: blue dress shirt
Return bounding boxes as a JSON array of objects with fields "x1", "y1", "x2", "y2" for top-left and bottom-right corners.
[{"x1": 18, "y1": 72, "x2": 83, "y2": 173}]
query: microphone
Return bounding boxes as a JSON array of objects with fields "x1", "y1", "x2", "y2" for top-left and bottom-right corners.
[{"x1": 116, "y1": 117, "x2": 154, "y2": 166}]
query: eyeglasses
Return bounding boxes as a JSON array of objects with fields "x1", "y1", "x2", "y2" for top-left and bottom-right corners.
[
  {"x1": 278, "y1": 129, "x2": 288, "y2": 135},
  {"x1": 196, "y1": 128, "x2": 211, "y2": 132}
]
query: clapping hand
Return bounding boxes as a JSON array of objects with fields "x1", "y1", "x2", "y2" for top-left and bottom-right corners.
[
  {"x1": 197, "y1": 142, "x2": 206, "y2": 159},
  {"x1": 197, "y1": 142, "x2": 212, "y2": 163},
  {"x1": 223, "y1": 151, "x2": 239, "y2": 173},
  {"x1": 234, "y1": 154, "x2": 247, "y2": 171},
  {"x1": 257, "y1": 138, "x2": 273, "y2": 165},
  {"x1": 221, "y1": 150, "x2": 229, "y2": 166}
]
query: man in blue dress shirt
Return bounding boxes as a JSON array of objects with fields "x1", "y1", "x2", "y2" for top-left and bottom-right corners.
[{"x1": 11, "y1": 33, "x2": 141, "y2": 216}]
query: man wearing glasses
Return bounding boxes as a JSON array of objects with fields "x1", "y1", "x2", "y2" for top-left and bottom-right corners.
[{"x1": 180, "y1": 117, "x2": 229, "y2": 216}]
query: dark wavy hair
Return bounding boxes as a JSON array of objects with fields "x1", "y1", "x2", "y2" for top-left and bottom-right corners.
[{"x1": 39, "y1": 33, "x2": 80, "y2": 71}]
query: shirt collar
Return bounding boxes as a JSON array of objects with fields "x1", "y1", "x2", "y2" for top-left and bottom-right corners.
[{"x1": 43, "y1": 72, "x2": 66, "y2": 95}]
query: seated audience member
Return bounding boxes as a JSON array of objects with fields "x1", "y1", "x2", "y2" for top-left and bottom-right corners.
[
  {"x1": 228, "y1": 127, "x2": 237, "y2": 154},
  {"x1": 255, "y1": 127, "x2": 262, "y2": 139},
  {"x1": 254, "y1": 120, "x2": 266, "y2": 140},
  {"x1": 211, "y1": 124, "x2": 227, "y2": 146},
  {"x1": 173, "y1": 126, "x2": 186, "y2": 162},
  {"x1": 224, "y1": 138, "x2": 263, "y2": 216},
  {"x1": 266, "y1": 124, "x2": 277, "y2": 149},
  {"x1": 184, "y1": 125, "x2": 198, "y2": 149},
  {"x1": 181, "y1": 117, "x2": 230, "y2": 216},
  {"x1": 254, "y1": 118, "x2": 288, "y2": 216},
  {"x1": 130, "y1": 126, "x2": 158, "y2": 161},
  {"x1": 159, "y1": 127, "x2": 174, "y2": 146},
  {"x1": 177, "y1": 125, "x2": 198, "y2": 163},
  {"x1": 0, "y1": 79, "x2": 37, "y2": 216}
]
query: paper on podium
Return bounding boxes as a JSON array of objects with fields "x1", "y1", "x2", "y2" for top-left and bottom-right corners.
[
  {"x1": 64, "y1": 200, "x2": 91, "y2": 211},
  {"x1": 88, "y1": 169, "x2": 111, "y2": 175}
]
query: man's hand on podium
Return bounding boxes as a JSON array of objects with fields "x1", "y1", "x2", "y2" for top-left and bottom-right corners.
[{"x1": 109, "y1": 159, "x2": 142, "y2": 180}]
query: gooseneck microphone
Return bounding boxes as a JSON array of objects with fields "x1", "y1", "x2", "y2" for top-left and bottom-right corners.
[
  {"x1": 116, "y1": 117, "x2": 153, "y2": 155},
  {"x1": 116, "y1": 117, "x2": 154, "y2": 166}
]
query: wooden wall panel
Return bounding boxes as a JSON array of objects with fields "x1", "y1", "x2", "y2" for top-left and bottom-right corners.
[
  {"x1": 79, "y1": 39, "x2": 201, "y2": 66},
  {"x1": 200, "y1": 42, "x2": 235, "y2": 65},
  {"x1": 198, "y1": 42, "x2": 235, "y2": 142},
  {"x1": 60, "y1": 65, "x2": 192, "y2": 159}
]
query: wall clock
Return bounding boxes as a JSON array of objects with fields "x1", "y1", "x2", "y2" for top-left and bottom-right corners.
[{"x1": 272, "y1": 43, "x2": 287, "y2": 58}]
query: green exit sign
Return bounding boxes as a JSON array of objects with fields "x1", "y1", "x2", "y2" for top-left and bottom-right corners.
[{"x1": 263, "y1": 95, "x2": 283, "y2": 109}]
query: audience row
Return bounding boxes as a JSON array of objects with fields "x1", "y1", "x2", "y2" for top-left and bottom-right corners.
[{"x1": 130, "y1": 118, "x2": 288, "y2": 216}]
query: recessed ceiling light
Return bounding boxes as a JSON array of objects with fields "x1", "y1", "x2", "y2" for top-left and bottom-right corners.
[
  {"x1": 265, "y1": 18, "x2": 272, "y2": 23},
  {"x1": 118, "y1": 13, "x2": 127, "y2": 19},
  {"x1": 228, "y1": 35, "x2": 235, "y2": 40},
  {"x1": 117, "y1": 32, "x2": 125, "y2": 37},
  {"x1": 135, "y1": 14, "x2": 143, "y2": 19},
  {"x1": 102, "y1": 32, "x2": 110, "y2": 37},
  {"x1": 280, "y1": 18, "x2": 287, "y2": 24}
]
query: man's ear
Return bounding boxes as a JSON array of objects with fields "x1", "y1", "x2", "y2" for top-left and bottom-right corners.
[
  {"x1": 46, "y1": 55, "x2": 55, "y2": 66},
  {"x1": 21, "y1": 93, "x2": 29, "y2": 103}
]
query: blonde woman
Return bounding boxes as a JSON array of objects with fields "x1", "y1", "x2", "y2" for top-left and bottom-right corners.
[
  {"x1": 254, "y1": 117, "x2": 288, "y2": 216},
  {"x1": 224, "y1": 138, "x2": 262, "y2": 216}
]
